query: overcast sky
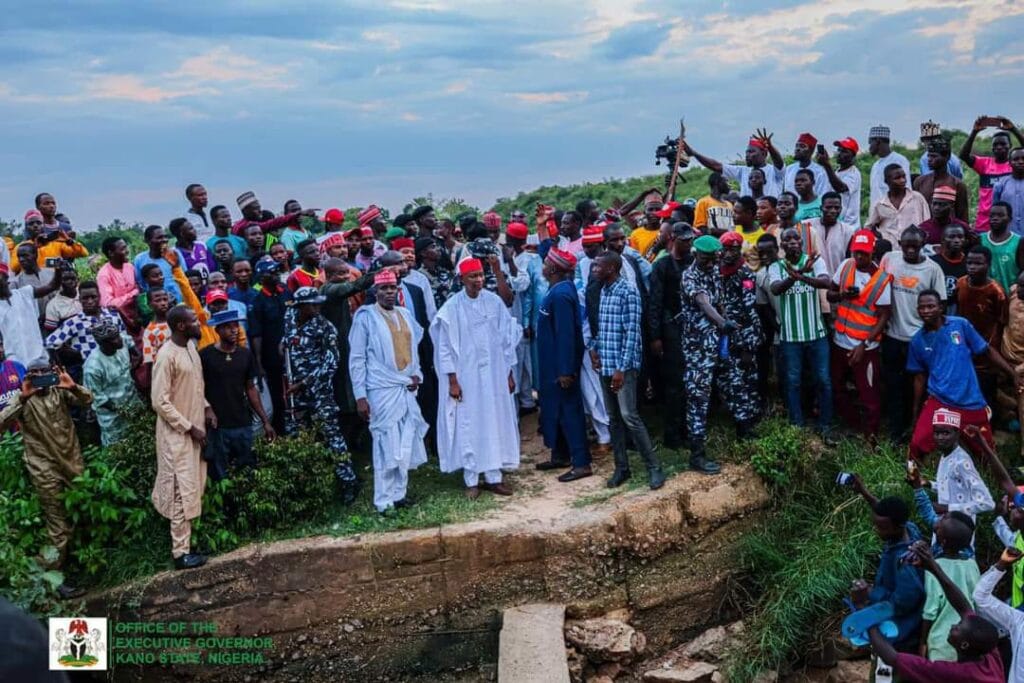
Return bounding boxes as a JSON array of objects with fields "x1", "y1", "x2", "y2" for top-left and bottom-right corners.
[{"x1": 2, "y1": 0, "x2": 1022, "y2": 230}]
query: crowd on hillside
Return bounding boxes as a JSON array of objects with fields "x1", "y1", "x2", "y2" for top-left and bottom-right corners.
[{"x1": 4, "y1": 113, "x2": 1024, "y2": 635}]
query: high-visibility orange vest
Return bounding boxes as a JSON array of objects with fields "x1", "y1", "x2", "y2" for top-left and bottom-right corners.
[{"x1": 834, "y1": 260, "x2": 892, "y2": 341}]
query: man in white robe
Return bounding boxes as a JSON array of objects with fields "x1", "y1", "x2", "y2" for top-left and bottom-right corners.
[
  {"x1": 349, "y1": 269, "x2": 429, "y2": 515},
  {"x1": 431, "y1": 257, "x2": 522, "y2": 499}
]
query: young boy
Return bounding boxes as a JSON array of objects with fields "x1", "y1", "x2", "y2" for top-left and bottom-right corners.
[
  {"x1": 917, "y1": 408, "x2": 995, "y2": 524},
  {"x1": 957, "y1": 245, "x2": 1007, "y2": 409},
  {"x1": 872, "y1": 541, "x2": 1003, "y2": 682},
  {"x1": 137, "y1": 263, "x2": 168, "y2": 325},
  {"x1": 919, "y1": 517, "x2": 981, "y2": 661}
]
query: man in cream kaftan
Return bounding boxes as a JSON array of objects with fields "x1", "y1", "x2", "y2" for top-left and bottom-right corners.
[
  {"x1": 349, "y1": 270, "x2": 429, "y2": 513},
  {"x1": 431, "y1": 258, "x2": 522, "y2": 497},
  {"x1": 151, "y1": 305, "x2": 209, "y2": 569}
]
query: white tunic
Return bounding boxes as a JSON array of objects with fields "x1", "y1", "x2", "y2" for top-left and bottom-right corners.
[
  {"x1": 0, "y1": 286, "x2": 46, "y2": 365},
  {"x1": 348, "y1": 305, "x2": 428, "y2": 477},
  {"x1": 431, "y1": 290, "x2": 522, "y2": 475}
]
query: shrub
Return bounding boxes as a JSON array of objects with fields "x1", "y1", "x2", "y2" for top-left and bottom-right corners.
[{"x1": 748, "y1": 419, "x2": 814, "y2": 489}]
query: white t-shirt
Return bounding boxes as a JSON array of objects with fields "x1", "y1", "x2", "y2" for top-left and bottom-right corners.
[
  {"x1": 0, "y1": 286, "x2": 46, "y2": 365},
  {"x1": 783, "y1": 161, "x2": 830, "y2": 197},
  {"x1": 870, "y1": 151, "x2": 912, "y2": 208},
  {"x1": 879, "y1": 252, "x2": 947, "y2": 342},
  {"x1": 723, "y1": 163, "x2": 784, "y2": 200},
  {"x1": 831, "y1": 259, "x2": 891, "y2": 351},
  {"x1": 836, "y1": 165, "x2": 862, "y2": 230}
]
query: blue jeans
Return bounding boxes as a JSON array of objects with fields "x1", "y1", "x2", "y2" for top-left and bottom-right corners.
[{"x1": 780, "y1": 337, "x2": 832, "y2": 429}]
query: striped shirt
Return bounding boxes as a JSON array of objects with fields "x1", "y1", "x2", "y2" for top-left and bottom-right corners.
[{"x1": 766, "y1": 256, "x2": 827, "y2": 343}]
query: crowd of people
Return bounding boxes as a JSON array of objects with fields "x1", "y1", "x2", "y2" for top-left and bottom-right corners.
[{"x1": 4, "y1": 115, "x2": 1024, "y2": 619}]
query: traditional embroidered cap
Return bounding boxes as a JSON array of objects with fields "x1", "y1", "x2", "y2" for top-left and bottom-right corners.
[
  {"x1": 506, "y1": 222, "x2": 529, "y2": 240},
  {"x1": 89, "y1": 318, "x2": 121, "y2": 342},
  {"x1": 526, "y1": 233, "x2": 540, "y2": 247},
  {"x1": 236, "y1": 191, "x2": 258, "y2": 210},
  {"x1": 358, "y1": 205, "x2": 382, "y2": 227},
  {"x1": 392, "y1": 237, "x2": 415, "y2": 251},
  {"x1": 748, "y1": 137, "x2": 767, "y2": 151},
  {"x1": 654, "y1": 201, "x2": 682, "y2": 219},
  {"x1": 209, "y1": 309, "x2": 242, "y2": 327},
  {"x1": 24, "y1": 209, "x2": 43, "y2": 222},
  {"x1": 319, "y1": 232, "x2": 345, "y2": 253},
  {"x1": 358, "y1": 227, "x2": 373, "y2": 238},
  {"x1": 255, "y1": 255, "x2": 281, "y2": 274},
  {"x1": 719, "y1": 231, "x2": 744, "y2": 247},
  {"x1": 483, "y1": 211, "x2": 502, "y2": 228},
  {"x1": 323, "y1": 208, "x2": 345, "y2": 225},
  {"x1": 374, "y1": 269, "x2": 398, "y2": 286},
  {"x1": 601, "y1": 208, "x2": 621, "y2": 223},
  {"x1": 833, "y1": 137, "x2": 860, "y2": 154},
  {"x1": 849, "y1": 229, "x2": 876, "y2": 253},
  {"x1": 869, "y1": 125, "x2": 891, "y2": 140},
  {"x1": 797, "y1": 132, "x2": 818, "y2": 148},
  {"x1": 582, "y1": 225, "x2": 605, "y2": 245},
  {"x1": 932, "y1": 185, "x2": 958, "y2": 203},
  {"x1": 458, "y1": 258, "x2": 484, "y2": 276},
  {"x1": 292, "y1": 286, "x2": 326, "y2": 305},
  {"x1": 205, "y1": 289, "x2": 229, "y2": 304},
  {"x1": 693, "y1": 235, "x2": 723, "y2": 253},
  {"x1": 920, "y1": 120, "x2": 942, "y2": 140},
  {"x1": 932, "y1": 407, "x2": 961, "y2": 428},
  {"x1": 545, "y1": 248, "x2": 577, "y2": 272}
]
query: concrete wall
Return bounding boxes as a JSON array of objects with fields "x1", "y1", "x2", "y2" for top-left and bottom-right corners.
[{"x1": 93, "y1": 465, "x2": 770, "y2": 682}]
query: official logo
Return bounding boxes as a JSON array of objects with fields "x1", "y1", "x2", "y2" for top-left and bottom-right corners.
[
  {"x1": 49, "y1": 617, "x2": 107, "y2": 670},
  {"x1": 951, "y1": 330, "x2": 962, "y2": 345}
]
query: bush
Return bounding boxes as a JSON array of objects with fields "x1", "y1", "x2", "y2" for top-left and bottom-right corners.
[{"x1": 748, "y1": 419, "x2": 814, "y2": 489}]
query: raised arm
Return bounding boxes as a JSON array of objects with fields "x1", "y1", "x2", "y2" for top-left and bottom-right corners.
[
  {"x1": 32, "y1": 264, "x2": 64, "y2": 299},
  {"x1": 914, "y1": 542, "x2": 972, "y2": 616},
  {"x1": 681, "y1": 141, "x2": 723, "y2": 174},
  {"x1": 959, "y1": 118, "x2": 984, "y2": 167}
]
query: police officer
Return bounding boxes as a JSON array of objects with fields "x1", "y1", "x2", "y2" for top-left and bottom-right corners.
[
  {"x1": 284, "y1": 286, "x2": 359, "y2": 503},
  {"x1": 717, "y1": 232, "x2": 763, "y2": 437}
]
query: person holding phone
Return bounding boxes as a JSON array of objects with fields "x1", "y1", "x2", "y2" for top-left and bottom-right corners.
[{"x1": 0, "y1": 358, "x2": 92, "y2": 598}]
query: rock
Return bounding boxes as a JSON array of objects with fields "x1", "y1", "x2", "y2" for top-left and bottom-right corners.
[
  {"x1": 566, "y1": 618, "x2": 646, "y2": 664},
  {"x1": 343, "y1": 623, "x2": 355, "y2": 633},
  {"x1": 587, "y1": 677, "x2": 614, "y2": 683},
  {"x1": 596, "y1": 662, "x2": 622, "y2": 679},
  {"x1": 567, "y1": 647, "x2": 585, "y2": 683},
  {"x1": 297, "y1": 634, "x2": 307, "y2": 643},
  {"x1": 827, "y1": 660, "x2": 870, "y2": 683},
  {"x1": 751, "y1": 670, "x2": 777, "y2": 683},
  {"x1": 710, "y1": 672, "x2": 724, "y2": 683},
  {"x1": 643, "y1": 661, "x2": 718, "y2": 682}
]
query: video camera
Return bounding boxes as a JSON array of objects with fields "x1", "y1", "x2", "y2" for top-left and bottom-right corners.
[{"x1": 654, "y1": 136, "x2": 680, "y2": 166}]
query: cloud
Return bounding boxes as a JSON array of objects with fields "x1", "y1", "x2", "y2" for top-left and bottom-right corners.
[
  {"x1": 444, "y1": 80, "x2": 470, "y2": 94},
  {"x1": 400, "y1": 112, "x2": 421, "y2": 121},
  {"x1": 361, "y1": 29, "x2": 402, "y2": 51},
  {"x1": 89, "y1": 75, "x2": 217, "y2": 103},
  {"x1": 167, "y1": 47, "x2": 292, "y2": 89},
  {"x1": 510, "y1": 90, "x2": 588, "y2": 104}
]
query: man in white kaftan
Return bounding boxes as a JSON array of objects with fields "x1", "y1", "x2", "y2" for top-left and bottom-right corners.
[
  {"x1": 431, "y1": 258, "x2": 523, "y2": 498},
  {"x1": 349, "y1": 270, "x2": 429, "y2": 514}
]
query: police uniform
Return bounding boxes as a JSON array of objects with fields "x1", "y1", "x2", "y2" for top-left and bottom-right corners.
[
  {"x1": 284, "y1": 290, "x2": 359, "y2": 500},
  {"x1": 679, "y1": 260, "x2": 722, "y2": 450},
  {"x1": 718, "y1": 261, "x2": 763, "y2": 428}
]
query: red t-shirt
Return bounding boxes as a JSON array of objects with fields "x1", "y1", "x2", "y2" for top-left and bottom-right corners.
[
  {"x1": 973, "y1": 156, "x2": 1013, "y2": 232},
  {"x1": 895, "y1": 633, "x2": 1003, "y2": 682}
]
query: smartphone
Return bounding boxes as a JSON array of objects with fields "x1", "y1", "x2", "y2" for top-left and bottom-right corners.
[
  {"x1": 978, "y1": 116, "x2": 1003, "y2": 128},
  {"x1": 816, "y1": 144, "x2": 826, "y2": 155},
  {"x1": 835, "y1": 472, "x2": 854, "y2": 487},
  {"x1": 30, "y1": 372, "x2": 59, "y2": 388}
]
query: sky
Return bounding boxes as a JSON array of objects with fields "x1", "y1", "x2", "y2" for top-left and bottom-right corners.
[{"x1": 1, "y1": 0, "x2": 1023, "y2": 230}]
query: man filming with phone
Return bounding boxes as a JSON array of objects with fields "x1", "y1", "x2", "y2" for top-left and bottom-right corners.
[{"x1": 0, "y1": 358, "x2": 93, "y2": 599}]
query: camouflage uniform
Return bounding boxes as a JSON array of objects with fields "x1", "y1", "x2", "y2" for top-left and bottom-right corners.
[
  {"x1": 284, "y1": 308, "x2": 359, "y2": 499},
  {"x1": 717, "y1": 265, "x2": 763, "y2": 423},
  {"x1": 679, "y1": 261, "x2": 763, "y2": 448}
]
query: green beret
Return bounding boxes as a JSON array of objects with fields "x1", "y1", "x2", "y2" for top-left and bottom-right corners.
[
  {"x1": 693, "y1": 235, "x2": 723, "y2": 253},
  {"x1": 384, "y1": 227, "x2": 406, "y2": 243}
]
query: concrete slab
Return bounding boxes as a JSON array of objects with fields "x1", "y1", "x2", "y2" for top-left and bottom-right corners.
[{"x1": 498, "y1": 603, "x2": 570, "y2": 683}]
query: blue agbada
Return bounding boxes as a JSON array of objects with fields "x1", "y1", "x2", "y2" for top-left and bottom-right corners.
[{"x1": 536, "y1": 279, "x2": 589, "y2": 466}]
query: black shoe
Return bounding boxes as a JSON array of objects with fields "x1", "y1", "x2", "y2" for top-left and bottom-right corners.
[
  {"x1": 606, "y1": 469, "x2": 631, "y2": 488},
  {"x1": 689, "y1": 455, "x2": 722, "y2": 475},
  {"x1": 174, "y1": 553, "x2": 208, "y2": 570},
  {"x1": 536, "y1": 459, "x2": 571, "y2": 471},
  {"x1": 558, "y1": 468, "x2": 593, "y2": 483},
  {"x1": 394, "y1": 497, "x2": 415, "y2": 509},
  {"x1": 648, "y1": 468, "x2": 666, "y2": 490},
  {"x1": 57, "y1": 583, "x2": 85, "y2": 600}
]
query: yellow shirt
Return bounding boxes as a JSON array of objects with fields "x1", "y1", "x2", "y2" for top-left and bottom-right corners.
[
  {"x1": 628, "y1": 227, "x2": 661, "y2": 263},
  {"x1": 10, "y1": 238, "x2": 89, "y2": 273},
  {"x1": 693, "y1": 196, "x2": 734, "y2": 233},
  {"x1": 734, "y1": 227, "x2": 765, "y2": 271}
]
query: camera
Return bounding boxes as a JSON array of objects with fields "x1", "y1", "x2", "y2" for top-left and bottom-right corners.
[
  {"x1": 655, "y1": 136, "x2": 680, "y2": 166},
  {"x1": 44, "y1": 257, "x2": 72, "y2": 270}
]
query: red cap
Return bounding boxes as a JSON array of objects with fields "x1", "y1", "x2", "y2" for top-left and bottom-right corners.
[
  {"x1": 374, "y1": 269, "x2": 397, "y2": 286},
  {"x1": 359, "y1": 227, "x2": 374, "y2": 237},
  {"x1": 833, "y1": 137, "x2": 859, "y2": 154},
  {"x1": 719, "y1": 231, "x2": 744, "y2": 247},
  {"x1": 483, "y1": 211, "x2": 502, "y2": 228},
  {"x1": 324, "y1": 208, "x2": 345, "y2": 224},
  {"x1": 654, "y1": 201, "x2": 681, "y2": 219},
  {"x1": 797, "y1": 132, "x2": 818, "y2": 148},
  {"x1": 392, "y1": 237, "x2": 415, "y2": 251},
  {"x1": 458, "y1": 258, "x2": 484, "y2": 277},
  {"x1": 506, "y1": 222, "x2": 528, "y2": 240},
  {"x1": 850, "y1": 229, "x2": 876, "y2": 253},
  {"x1": 206, "y1": 289, "x2": 229, "y2": 304},
  {"x1": 582, "y1": 225, "x2": 604, "y2": 244}
]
